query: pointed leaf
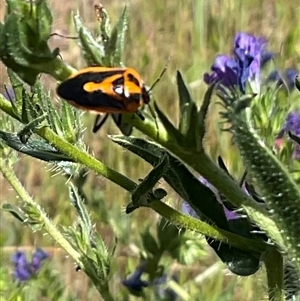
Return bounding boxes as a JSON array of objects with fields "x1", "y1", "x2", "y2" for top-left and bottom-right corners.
[
  {"x1": 2, "y1": 203, "x2": 26, "y2": 223},
  {"x1": 177, "y1": 72, "x2": 195, "y2": 133},
  {"x1": 69, "y1": 183, "x2": 92, "y2": 236},
  {"x1": 21, "y1": 89, "x2": 40, "y2": 123},
  {"x1": 17, "y1": 114, "x2": 47, "y2": 143},
  {"x1": 0, "y1": 15, "x2": 40, "y2": 84},
  {"x1": 141, "y1": 228, "x2": 160, "y2": 256},
  {"x1": 73, "y1": 14, "x2": 104, "y2": 65},
  {"x1": 45, "y1": 95, "x2": 64, "y2": 135},
  {"x1": 154, "y1": 102, "x2": 185, "y2": 145},
  {"x1": 130, "y1": 153, "x2": 169, "y2": 211},
  {"x1": 177, "y1": 71, "x2": 199, "y2": 148},
  {"x1": 198, "y1": 82, "x2": 216, "y2": 144},
  {"x1": 0, "y1": 130, "x2": 73, "y2": 161},
  {"x1": 107, "y1": 6, "x2": 128, "y2": 66},
  {"x1": 35, "y1": 0, "x2": 53, "y2": 41},
  {"x1": 157, "y1": 218, "x2": 183, "y2": 251},
  {"x1": 61, "y1": 101, "x2": 81, "y2": 143}
]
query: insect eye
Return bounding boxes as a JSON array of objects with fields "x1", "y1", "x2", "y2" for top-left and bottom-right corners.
[{"x1": 114, "y1": 86, "x2": 124, "y2": 95}]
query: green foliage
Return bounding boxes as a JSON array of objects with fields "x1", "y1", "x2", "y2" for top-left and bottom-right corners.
[
  {"x1": 0, "y1": 0, "x2": 300, "y2": 301},
  {"x1": 0, "y1": 0, "x2": 68, "y2": 83}
]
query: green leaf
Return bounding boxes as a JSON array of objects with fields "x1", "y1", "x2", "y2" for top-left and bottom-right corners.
[
  {"x1": 0, "y1": 130, "x2": 73, "y2": 161},
  {"x1": 141, "y1": 228, "x2": 160, "y2": 256},
  {"x1": 208, "y1": 238, "x2": 260, "y2": 276},
  {"x1": 69, "y1": 183, "x2": 92, "y2": 237},
  {"x1": 44, "y1": 92, "x2": 64, "y2": 136},
  {"x1": 110, "y1": 135, "x2": 264, "y2": 276},
  {"x1": 17, "y1": 114, "x2": 47, "y2": 143},
  {"x1": 6, "y1": 0, "x2": 21, "y2": 15},
  {"x1": 0, "y1": 17, "x2": 40, "y2": 85},
  {"x1": 21, "y1": 88, "x2": 40, "y2": 123},
  {"x1": 157, "y1": 218, "x2": 183, "y2": 251},
  {"x1": 73, "y1": 14, "x2": 104, "y2": 66},
  {"x1": 154, "y1": 102, "x2": 185, "y2": 145},
  {"x1": 177, "y1": 71, "x2": 193, "y2": 130},
  {"x1": 198, "y1": 82, "x2": 216, "y2": 145},
  {"x1": 108, "y1": 5, "x2": 128, "y2": 66},
  {"x1": 2, "y1": 203, "x2": 26, "y2": 223},
  {"x1": 0, "y1": 5, "x2": 59, "y2": 84},
  {"x1": 60, "y1": 101, "x2": 81, "y2": 144},
  {"x1": 7, "y1": 13, "x2": 56, "y2": 64},
  {"x1": 129, "y1": 153, "x2": 169, "y2": 212},
  {"x1": 35, "y1": 0, "x2": 53, "y2": 41},
  {"x1": 177, "y1": 71, "x2": 199, "y2": 148}
]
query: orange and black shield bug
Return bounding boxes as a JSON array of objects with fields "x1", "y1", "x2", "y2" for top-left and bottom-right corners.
[
  {"x1": 56, "y1": 66, "x2": 166, "y2": 135},
  {"x1": 56, "y1": 67, "x2": 150, "y2": 114}
]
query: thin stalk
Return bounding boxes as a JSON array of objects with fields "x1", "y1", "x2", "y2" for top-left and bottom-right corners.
[{"x1": 0, "y1": 158, "x2": 83, "y2": 266}]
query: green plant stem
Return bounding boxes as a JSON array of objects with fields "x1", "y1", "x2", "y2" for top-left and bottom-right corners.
[
  {"x1": 37, "y1": 126, "x2": 136, "y2": 192},
  {"x1": 150, "y1": 200, "x2": 266, "y2": 253},
  {"x1": 36, "y1": 124, "x2": 267, "y2": 253},
  {"x1": 126, "y1": 112, "x2": 285, "y2": 250},
  {"x1": 191, "y1": 152, "x2": 284, "y2": 249},
  {"x1": 38, "y1": 57, "x2": 77, "y2": 82},
  {"x1": 39, "y1": 125, "x2": 268, "y2": 253},
  {"x1": 0, "y1": 158, "x2": 83, "y2": 266},
  {"x1": 91, "y1": 282, "x2": 114, "y2": 301},
  {"x1": 263, "y1": 247, "x2": 285, "y2": 301},
  {"x1": 0, "y1": 98, "x2": 266, "y2": 253}
]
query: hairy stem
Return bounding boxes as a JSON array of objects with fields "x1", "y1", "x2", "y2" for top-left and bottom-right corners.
[
  {"x1": 263, "y1": 248, "x2": 285, "y2": 301},
  {"x1": 0, "y1": 158, "x2": 83, "y2": 266}
]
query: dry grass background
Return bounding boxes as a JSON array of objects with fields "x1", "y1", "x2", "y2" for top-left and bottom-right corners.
[{"x1": 0, "y1": 0, "x2": 299, "y2": 300}]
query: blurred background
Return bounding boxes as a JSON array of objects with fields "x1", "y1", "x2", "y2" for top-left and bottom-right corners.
[{"x1": 0, "y1": 0, "x2": 299, "y2": 300}]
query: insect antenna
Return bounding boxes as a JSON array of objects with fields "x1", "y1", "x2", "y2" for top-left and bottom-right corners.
[{"x1": 146, "y1": 62, "x2": 169, "y2": 140}]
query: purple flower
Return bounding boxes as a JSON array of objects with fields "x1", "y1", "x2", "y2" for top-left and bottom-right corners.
[
  {"x1": 122, "y1": 265, "x2": 149, "y2": 293},
  {"x1": 276, "y1": 111, "x2": 300, "y2": 158},
  {"x1": 2, "y1": 86, "x2": 15, "y2": 101},
  {"x1": 204, "y1": 32, "x2": 272, "y2": 94},
  {"x1": 31, "y1": 248, "x2": 49, "y2": 271},
  {"x1": 203, "y1": 53, "x2": 253, "y2": 94},
  {"x1": 12, "y1": 249, "x2": 49, "y2": 282},
  {"x1": 12, "y1": 252, "x2": 32, "y2": 281},
  {"x1": 234, "y1": 32, "x2": 272, "y2": 83},
  {"x1": 267, "y1": 68, "x2": 299, "y2": 90}
]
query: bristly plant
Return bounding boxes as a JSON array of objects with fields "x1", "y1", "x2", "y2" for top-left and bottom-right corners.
[{"x1": 0, "y1": 0, "x2": 300, "y2": 300}]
